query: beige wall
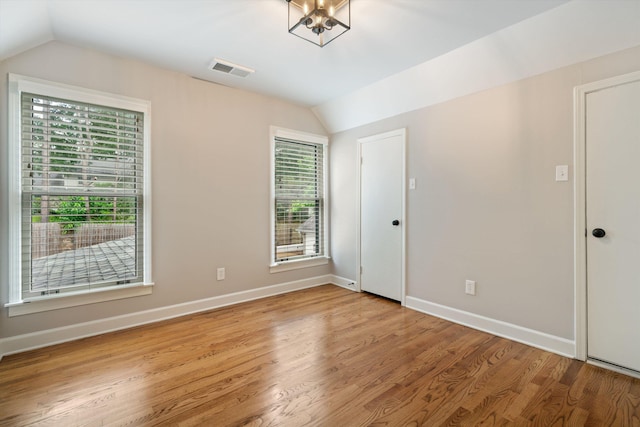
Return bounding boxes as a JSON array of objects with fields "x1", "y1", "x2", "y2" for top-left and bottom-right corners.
[
  {"x1": 3, "y1": 39, "x2": 640, "y2": 348},
  {"x1": 0, "y1": 42, "x2": 329, "y2": 338},
  {"x1": 330, "y1": 45, "x2": 640, "y2": 340}
]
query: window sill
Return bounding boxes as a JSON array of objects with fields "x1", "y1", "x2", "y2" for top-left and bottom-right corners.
[
  {"x1": 5, "y1": 282, "x2": 154, "y2": 317},
  {"x1": 269, "y1": 257, "x2": 329, "y2": 273}
]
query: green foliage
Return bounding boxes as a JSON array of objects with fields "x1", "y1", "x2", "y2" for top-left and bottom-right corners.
[
  {"x1": 290, "y1": 201, "x2": 316, "y2": 222},
  {"x1": 48, "y1": 195, "x2": 136, "y2": 233},
  {"x1": 50, "y1": 196, "x2": 85, "y2": 232},
  {"x1": 274, "y1": 141, "x2": 322, "y2": 224},
  {"x1": 26, "y1": 95, "x2": 139, "y2": 185},
  {"x1": 26, "y1": 95, "x2": 140, "y2": 234}
]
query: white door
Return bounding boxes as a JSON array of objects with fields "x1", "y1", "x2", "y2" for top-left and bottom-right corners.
[
  {"x1": 586, "y1": 78, "x2": 640, "y2": 373},
  {"x1": 359, "y1": 129, "x2": 405, "y2": 302}
]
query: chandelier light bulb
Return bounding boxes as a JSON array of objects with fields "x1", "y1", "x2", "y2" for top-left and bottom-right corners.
[{"x1": 287, "y1": 0, "x2": 350, "y2": 47}]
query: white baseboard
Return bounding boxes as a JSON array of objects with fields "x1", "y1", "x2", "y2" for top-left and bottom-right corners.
[
  {"x1": 330, "y1": 275, "x2": 357, "y2": 291},
  {"x1": 405, "y1": 296, "x2": 576, "y2": 358},
  {"x1": 0, "y1": 275, "x2": 341, "y2": 359},
  {"x1": 3, "y1": 280, "x2": 575, "y2": 361}
]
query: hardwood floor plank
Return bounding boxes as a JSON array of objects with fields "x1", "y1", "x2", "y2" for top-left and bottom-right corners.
[
  {"x1": 1, "y1": 285, "x2": 640, "y2": 426},
  {"x1": 503, "y1": 382, "x2": 540, "y2": 421}
]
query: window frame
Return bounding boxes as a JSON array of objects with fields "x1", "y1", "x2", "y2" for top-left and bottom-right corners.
[
  {"x1": 269, "y1": 126, "x2": 329, "y2": 273},
  {"x1": 6, "y1": 74, "x2": 153, "y2": 316}
]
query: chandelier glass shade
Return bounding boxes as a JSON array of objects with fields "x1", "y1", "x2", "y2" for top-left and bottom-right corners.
[{"x1": 287, "y1": 0, "x2": 350, "y2": 47}]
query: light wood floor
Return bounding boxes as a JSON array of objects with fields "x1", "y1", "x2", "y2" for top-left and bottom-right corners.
[{"x1": 1, "y1": 285, "x2": 639, "y2": 426}]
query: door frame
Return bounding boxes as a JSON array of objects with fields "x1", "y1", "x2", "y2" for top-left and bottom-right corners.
[
  {"x1": 574, "y1": 70, "x2": 640, "y2": 364},
  {"x1": 356, "y1": 128, "x2": 407, "y2": 306}
]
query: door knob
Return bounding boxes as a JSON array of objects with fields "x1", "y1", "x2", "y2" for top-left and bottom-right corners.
[
  {"x1": 392, "y1": 219, "x2": 400, "y2": 226},
  {"x1": 592, "y1": 228, "x2": 606, "y2": 238}
]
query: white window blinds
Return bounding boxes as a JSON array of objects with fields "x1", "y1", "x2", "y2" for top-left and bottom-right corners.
[
  {"x1": 274, "y1": 137, "x2": 325, "y2": 263},
  {"x1": 20, "y1": 92, "x2": 145, "y2": 297}
]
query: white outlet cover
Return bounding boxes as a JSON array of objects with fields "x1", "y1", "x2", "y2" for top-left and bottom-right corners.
[{"x1": 465, "y1": 280, "x2": 476, "y2": 295}]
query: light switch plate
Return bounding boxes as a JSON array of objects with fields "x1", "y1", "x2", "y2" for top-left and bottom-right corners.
[{"x1": 555, "y1": 165, "x2": 569, "y2": 181}]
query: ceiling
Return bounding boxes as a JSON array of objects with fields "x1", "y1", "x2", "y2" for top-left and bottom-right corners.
[{"x1": 1, "y1": 0, "x2": 570, "y2": 108}]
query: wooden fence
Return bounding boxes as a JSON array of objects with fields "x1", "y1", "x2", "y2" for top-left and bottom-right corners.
[
  {"x1": 31, "y1": 222, "x2": 135, "y2": 259},
  {"x1": 31, "y1": 222, "x2": 62, "y2": 259},
  {"x1": 75, "y1": 223, "x2": 135, "y2": 249}
]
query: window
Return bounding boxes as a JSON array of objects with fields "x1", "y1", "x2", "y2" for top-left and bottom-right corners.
[
  {"x1": 270, "y1": 127, "x2": 328, "y2": 272},
  {"x1": 7, "y1": 74, "x2": 152, "y2": 314}
]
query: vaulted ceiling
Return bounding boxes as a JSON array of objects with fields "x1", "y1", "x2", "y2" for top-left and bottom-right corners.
[
  {"x1": 0, "y1": 0, "x2": 570, "y2": 105},
  {"x1": 1, "y1": 0, "x2": 639, "y2": 132}
]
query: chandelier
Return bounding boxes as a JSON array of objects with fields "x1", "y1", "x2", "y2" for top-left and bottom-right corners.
[{"x1": 286, "y1": 0, "x2": 351, "y2": 47}]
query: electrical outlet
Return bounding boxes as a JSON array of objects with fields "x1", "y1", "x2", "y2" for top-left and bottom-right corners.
[
  {"x1": 217, "y1": 267, "x2": 225, "y2": 281},
  {"x1": 465, "y1": 280, "x2": 476, "y2": 296}
]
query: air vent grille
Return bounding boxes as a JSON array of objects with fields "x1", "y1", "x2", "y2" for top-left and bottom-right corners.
[
  {"x1": 212, "y1": 62, "x2": 233, "y2": 73},
  {"x1": 209, "y1": 58, "x2": 254, "y2": 78}
]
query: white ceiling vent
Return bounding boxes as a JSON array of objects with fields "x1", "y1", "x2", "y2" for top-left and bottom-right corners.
[{"x1": 209, "y1": 58, "x2": 255, "y2": 78}]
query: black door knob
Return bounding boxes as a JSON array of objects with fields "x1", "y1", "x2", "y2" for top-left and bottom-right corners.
[
  {"x1": 592, "y1": 228, "x2": 606, "y2": 238},
  {"x1": 392, "y1": 219, "x2": 400, "y2": 226}
]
